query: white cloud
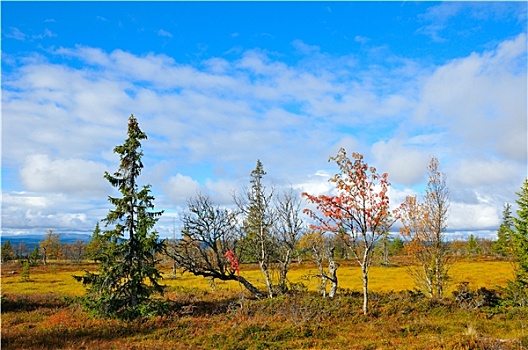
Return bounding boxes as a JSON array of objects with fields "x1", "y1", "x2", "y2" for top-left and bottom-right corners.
[
  {"x1": 163, "y1": 174, "x2": 202, "y2": 205},
  {"x1": 292, "y1": 40, "x2": 320, "y2": 55},
  {"x1": 371, "y1": 139, "x2": 429, "y2": 186},
  {"x1": 204, "y1": 179, "x2": 238, "y2": 205},
  {"x1": 354, "y1": 36, "x2": 370, "y2": 44},
  {"x1": 1, "y1": 192, "x2": 106, "y2": 234},
  {"x1": 3, "y1": 192, "x2": 51, "y2": 209},
  {"x1": 4, "y1": 27, "x2": 57, "y2": 41},
  {"x1": 449, "y1": 201, "x2": 500, "y2": 230},
  {"x1": 157, "y1": 29, "x2": 173, "y2": 38},
  {"x1": 55, "y1": 46, "x2": 112, "y2": 66},
  {"x1": 388, "y1": 187, "x2": 419, "y2": 209},
  {"x1": 418, "y1": 2, "x2": 526, "y2": 42},
  {"x1": 2, "y1": 29, "x2": 526, "y2": 236},
  {"x1": 451, "y1": 158, "x2": 521, "y2": 188},
  {"x1": 417, "y1": 2, "x2": 464, "y2": 41},
  {"x1": 416, "y1": 33, "x2": 527, "y2": 162},
  {"x1": 293, "y1": 171, "x2": 334, "y2": 197},
  {"x1": 33, "y1": 28, "x2": 56, "y2": 39},
  {"x1": 20, "y1": 155, "x2": 108, "y2": 196},
  {"x1": 5, "y1": 27, "x2": 27, "y2": 40}
]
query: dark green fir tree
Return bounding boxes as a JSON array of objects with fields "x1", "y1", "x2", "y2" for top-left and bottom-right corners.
[
  {"x1": 492, "y1": 203, "x2": 514, "y2": 257},
  {"x1": 502, "y1": 179, "x2": 528, "y2": 307},
  {"x1": 513, "y1": 179, "x2": 528, "y2": 282},
  {"x1": 86, "y1": 222, "x2": 105, "y2": 262},
  {"x1": 75, "y1": 114, "x2": 165, "y2": 319}
]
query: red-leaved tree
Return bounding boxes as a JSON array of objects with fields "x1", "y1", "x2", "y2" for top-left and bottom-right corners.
[{"x1": 303, "y1": 148, "x2": 393, "y2": 314}]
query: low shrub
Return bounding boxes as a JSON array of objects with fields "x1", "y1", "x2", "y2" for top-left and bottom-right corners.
[{"x1": 453, "y1": 282, "x2": 501, "y2": 309}]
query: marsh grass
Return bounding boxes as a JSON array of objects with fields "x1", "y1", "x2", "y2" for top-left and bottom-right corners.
[
  {"x1": 1, "y1": 259, "x2": 526, "y2": 349},
  {"x1": 1, "y1": 259, "x2": 513, "y2": 295}
]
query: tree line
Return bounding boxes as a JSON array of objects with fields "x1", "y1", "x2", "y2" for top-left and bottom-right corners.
[
  {"x1": 0, "y1": 225, "x2": 501, "y2": 267},
  {"x1": 2, "y1": 114, "x2": 526, "y2": 319},
  {"x1": 0, "y1": 230, "x2": 94, "y2": 265}
]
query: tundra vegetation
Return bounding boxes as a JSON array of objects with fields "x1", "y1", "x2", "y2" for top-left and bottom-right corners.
[{"x1": 1, "y1": 116, "x2": 527, "y2": 349}]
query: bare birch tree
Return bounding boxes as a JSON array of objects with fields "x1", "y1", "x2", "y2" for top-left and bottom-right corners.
[
  {"x1": 298, "y1": 231, "x2": 338, "y2": 298},
  {"x1": 274, "y1": 188, "x2": 305, "y2": 294},
  {"x1": 166, "y1": 194, "x2": 264, "y2": 298},
  {"x1": 397, "y1": 157, "x2": 450, "y2": 299}
]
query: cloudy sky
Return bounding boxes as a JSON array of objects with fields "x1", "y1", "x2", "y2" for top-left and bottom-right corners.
[{"x1": 2, "y1": 2, "x2": 527, "y2": 239}]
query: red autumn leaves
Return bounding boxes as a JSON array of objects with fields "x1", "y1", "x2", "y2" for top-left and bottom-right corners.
[
  {"x1": 302, "y1": 148, "x2": 391, "y2": 235},
  {"x1": 224, "y1": 250, "x2": 240, "y2": 276}
]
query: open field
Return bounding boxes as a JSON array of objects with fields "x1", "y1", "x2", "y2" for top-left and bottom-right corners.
[
  {"x1": 2, "y1": 259, "x2": 527, "y2": 349},
  {"x1": 1, "y1": 258, "x2": 515, "y2": 296}
]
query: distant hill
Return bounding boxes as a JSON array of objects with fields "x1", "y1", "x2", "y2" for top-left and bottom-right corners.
[{"x1": 1, "y1": 233, "x2": 91, "y2": 250}]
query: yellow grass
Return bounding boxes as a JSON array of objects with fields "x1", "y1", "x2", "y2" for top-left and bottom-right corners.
[
  {"x1": 163, "y1": 260, "x2": 514, "y2": 294},
  {"x1": 1, "y1": 265, "x2": 88, "y2": 296},
  {"x1": 2, "y1": 259, "x2": 525, "y2": 350},
  {"x1": 1, "y1": 259, "x2": 514, "y2": 296}
]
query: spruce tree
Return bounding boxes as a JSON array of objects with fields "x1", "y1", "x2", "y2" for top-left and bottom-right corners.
[
  {"x1": 513, "y1": 179, "x2": 528, "y2": 282},
  {"x1": 86, "y1": 222, "x2": 105, "y2": 262},
  {"x1": 492, "y1": 203, "x2": 514, "y2": 257},
  {"x1": 1, "y1": 241, "x2": 14, "y2": 263},
  {"x1": 75, "y1": 114, "x2": 165, "y2": 319},
  {"x1": 236, "y1": 160, "x2": 276, "y2": 298},
  {"x1": 466, "y1": 234, "x2": 480, "y2": 257},
  {"x1": 29, "y1": 247, "x2": 40, "y2": 265}
]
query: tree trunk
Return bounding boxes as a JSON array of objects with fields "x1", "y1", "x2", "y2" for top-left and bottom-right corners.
[
  {"x1": 278, "y1": 249, "x2": 291, "y2": 294},
  {"x1": 313, "y1": 247, "x2": 327, "y2": 297},
  {"x1": 258, "y1": 225, "x2": 274, "y2": 298},
  {"x1": 328, "y1": 248, "x2": 338, "y2": 298},
  {"x1": 362, "y1": 263, "x2": 369, "y2": 314},
  {"x1": 383, "y1": 238, "x2": 389, "y2": 266},
  {"x1": 260, "y1": 261, "x2": 274, "y2": 298},
  {"x1": 435, "y1": 254, "x2": 443, "y2": 298},
  {"x1": 235, "y1": 275, "x2": 265, "y2": 299}
]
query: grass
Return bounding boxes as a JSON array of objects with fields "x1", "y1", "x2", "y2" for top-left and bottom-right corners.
[
  {"x1": 1, "y1": 258, "x2": 526, "y2": 349},
  {"x1": 1, "y1": 259, "x2": 514, "y2": 295},
  {"x1": 1, "y1": 262, "x2": 93, "y2": 296}
]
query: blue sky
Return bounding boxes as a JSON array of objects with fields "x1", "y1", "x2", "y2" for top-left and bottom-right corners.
[{"x1": 2, "y1": 1, "x2": 527, "y2": 239}]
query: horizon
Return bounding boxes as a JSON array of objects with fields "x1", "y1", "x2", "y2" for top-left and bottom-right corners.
[
  {"x1": 0, "y1": 230, "x2": 499, "y2": 243},
  {"x1": 2, "y1": 2, "x2": 527, "y2": 239}
]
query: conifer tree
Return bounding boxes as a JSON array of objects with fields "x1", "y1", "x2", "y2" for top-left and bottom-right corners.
[
  {"x1": 236, "y1": 160, "x2": 276, "y2": 298},
  {"x1": 75, "y1": 114, "x2": 165, "y2": 319},
  {"x1": 502, "y1": 179, "x2": 528, "y2": 306},
  {"x1": 513, "y1": 179, "x2": 528, "y2": 282},
  {"x1": 1, "y1": 241, "x2": 14, "y2": 263},
  {"x1": 29, "y1": 246, "x2": 41, "y2": 265},
  {"x1": 86, "y1": 222, "x2": 105, "y2": 262},
  {"x1": 492, "y1": 203, "x2": 514, "y2": 257},
  {"x1": 466, "y1": 234, "x2": 480, "y2": 257}
]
